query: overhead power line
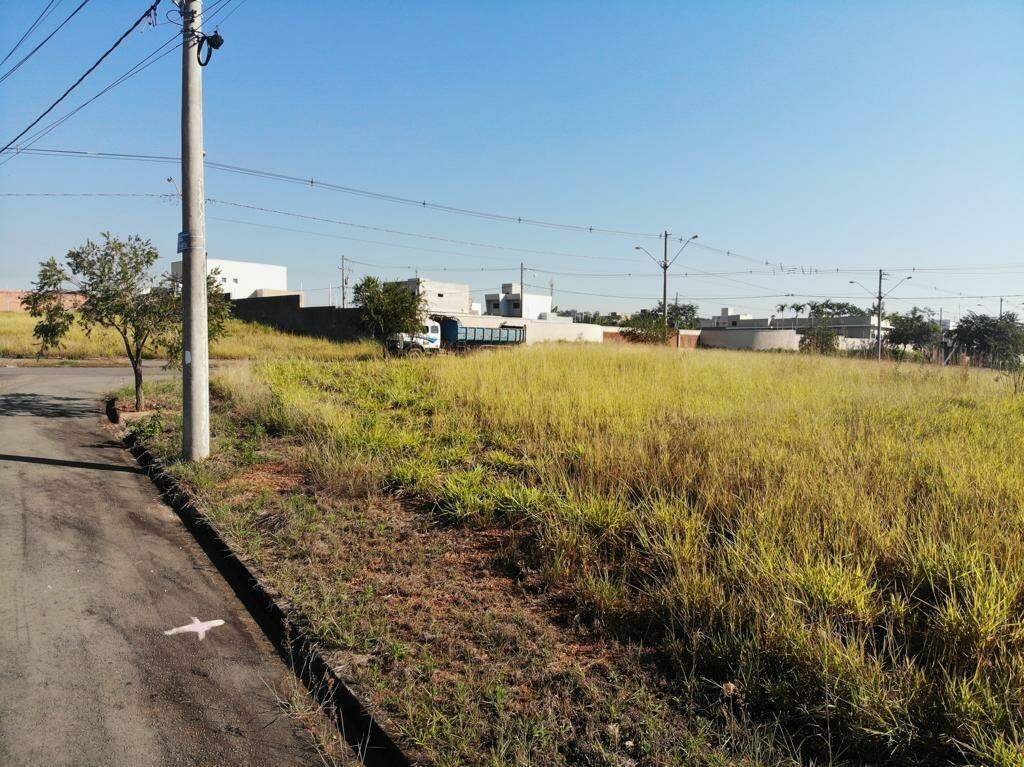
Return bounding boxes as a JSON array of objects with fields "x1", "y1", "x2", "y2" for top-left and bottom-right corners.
[
  {"x1": 0, "y1": 0, "x2": 160, "y2": 155},
  {"x1": 345, "y1": 257, "x2": 515, "y2": 273},
  {"x1": 13, "y1": 145, "x2": 1024, "y2": 283},
  {"x1": 0, "y1": 147, "x2": 665, "y2": 239},
  {"x1": 0, "y1": 0, "x2": 93, "y2": 85},
  {"x1": 0, "y1": 0, "x2": 61, "y2": 69},
  {"x1": 0, "y1": 191, "x2": 174, "y2": 199},
  {"x1": 204, "y1": 198, "x2": 646, "y2": 263},
  {"x1": 0, "y1": 0, "x2": 242, "y2": 165}
]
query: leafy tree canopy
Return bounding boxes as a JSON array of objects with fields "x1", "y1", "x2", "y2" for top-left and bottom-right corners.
[
  {"x1": 24, "y1": 232, "x2": 230, "y2": 410},
  {"x1": 806, "y1": 300, "x2": 868, "y2": 318},
  {"x1": 951, "y1": 312, "x2": 1024, "y2": 369},
  {"x1": 619, "y1": 312, "x2": 670, "y2": 344},
  {"x1": 887, "y1": 307, "x2": 940, "y2": 354},
  {"x1": 353, "y1": 276, "x2": 426, "y2": 345}
]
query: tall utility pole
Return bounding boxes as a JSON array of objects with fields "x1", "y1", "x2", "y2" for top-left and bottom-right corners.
[
  {"x1": 635, "y1": 233, "x2": 697, "y2": 332},
  {"x1": 661, "y1": 230, "x2": 670, "y2": 327},
  {"x1": 339, "y1": 254, "x2": 348, "y2": 309},
  {"x1": 938, "y1": 307, "x2": 944, "y2": 366},
  {"x1": 999, "y1": 296, "x2": 1004, "y2": 318},
  {"x1": 875, "y1": 268, "x2": 884, "y2": 362},
  {"x1": 181, "y1": 0, "x2": 209, "y2": 461},
  {"x1": 520, "y1": 262, "x2": 525, "y2": 317}
]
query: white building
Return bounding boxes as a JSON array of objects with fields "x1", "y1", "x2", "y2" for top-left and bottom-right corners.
[
  {"x1": 700, "y1": 307, "x2": 756, "y2": 328},
  {"x1": 171, "y1": 258, "x2": 287, "y2": 300},
  {"x1": 699, "y1": 306, "x2": 892, "y2": 351},
  {"x1": 484, "y1": 283, "x2": 553, "y2": 320},
  {"x1": 389, "y1": 278, "x2": 475, "y2": 314}
]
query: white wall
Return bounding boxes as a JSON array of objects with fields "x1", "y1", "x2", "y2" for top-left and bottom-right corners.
[
  {"x1": 699, "y1": 328, "x2": 800, "y2": 351},
  {"x1": 523, "y1": 320, "x2": 604, "y2": 345},
  {"x1": 171, "y1": 258, "x2": 287, "y2": 300}
]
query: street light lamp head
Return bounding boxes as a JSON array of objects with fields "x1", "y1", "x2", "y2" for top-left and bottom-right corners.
[
  {"x1": 690, "y1": 234, "x2": 699, "y2": 240},
  {"x1": 634, "y1": 246, "x2": 642, "y2": 250}
]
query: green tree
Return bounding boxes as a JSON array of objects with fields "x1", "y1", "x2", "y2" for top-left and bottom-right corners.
[
  {"x1": 24, "y1": 232, "x2": 230, "y2": 410},
  {"x1": 652, "y1": 301, "x2": 700, "y2": 330},
  {"x1": 619, "y1": 313, "x2": 669, "y2": 344},
  {"x1": 353, "y1": 276, "x2": 426, "y2": 346},
  {"x1": 887, "y1": 307, "x2": 940, "y2": 360},
  {"x1": 806, "y1": 299, "x2": 868, "y2": 318},
  {"x1": 799, "y1": 323, "x2": 839, "y2": 354},
  {"x1": 798, "y1": 300, "x2": 849, "y2": 354},
  {"x1": 952, "y1": 312, "x2": 1024, "y2": 371}
]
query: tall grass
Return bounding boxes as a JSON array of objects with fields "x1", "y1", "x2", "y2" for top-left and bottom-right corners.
[
  {"x1": 216, "y1": 344, "x2": 1024, "y2": 765},
  {"x1": 0, "y1": 311, "x2": 373, "y2": 361}
]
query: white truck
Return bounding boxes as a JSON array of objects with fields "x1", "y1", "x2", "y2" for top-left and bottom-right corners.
[{"x1": 387, "y1": 321, "x2": 441, "y2": 354}]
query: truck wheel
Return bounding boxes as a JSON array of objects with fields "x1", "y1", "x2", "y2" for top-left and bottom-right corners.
[{"x1": 407, "y1": 346, "x2": 424, "y2": 355}]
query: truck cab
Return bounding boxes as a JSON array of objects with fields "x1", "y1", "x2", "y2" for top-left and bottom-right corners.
[{"x1": 388, "y1": 321, "x2": 441, "y2": 354}]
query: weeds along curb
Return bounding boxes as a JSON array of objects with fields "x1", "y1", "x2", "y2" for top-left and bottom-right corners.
[{"x1": 120, "y1": 430, "x2": 414, "y2": 767}]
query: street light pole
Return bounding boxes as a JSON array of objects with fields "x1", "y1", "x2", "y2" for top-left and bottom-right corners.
[
  {"x1": 876, "y1": 269, "x2": 884, "y2": 361},
  {"x1": 636, "y1": 233, "x2": 698, "y2": 334},
  {"x1": 661, "y1": 230, "x2": 670, "y2": 328},
  {"x1": 850, "y1": 272, "x2": 912, "y2": 362}
]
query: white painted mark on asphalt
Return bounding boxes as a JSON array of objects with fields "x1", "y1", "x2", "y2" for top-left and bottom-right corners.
[{"x1": 163, "y1": 616, "x2": 225, "y2": 640}]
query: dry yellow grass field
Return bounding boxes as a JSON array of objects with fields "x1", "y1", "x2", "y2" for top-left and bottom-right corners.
[
  {"x1": 198, "y1": 344, "x2": 1023, "y2": 765},
  {"x1": 113, "y1": 334, "x2": 1024, "y2": 765}
]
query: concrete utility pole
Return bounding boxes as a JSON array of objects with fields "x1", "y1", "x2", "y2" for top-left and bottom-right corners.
[
  {"x1": 181, "y1": 0, "x2": 209, "y2": 460},
  {"x1": 876, "y1": 268, "x2": 884, "y2": 362},
  {"x1": 999, "y1": 296, "x2": 1004, "y2": 318},
  {"x1": 520, "y1": 262, "x2": 525, "y2": 317},
  {"x1": 661, "y1": 230, "x2": 670, "y2": 327},
  {"x1": 339, "y1": 254, "x2": 348, "y2": 309},
  {"x1": 939, "y1": 307, "x2": 944, "y2": 366},
  {"x1": 634, "y1": 233, "x2": 697, "y2": 333}
]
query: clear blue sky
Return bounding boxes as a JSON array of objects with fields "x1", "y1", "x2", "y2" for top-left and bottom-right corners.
[{"x1": 1, "y1": 0, "x2": 1022, "y2": 319}]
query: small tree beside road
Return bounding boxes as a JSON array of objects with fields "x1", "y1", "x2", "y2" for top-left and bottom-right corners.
[
  {"x1": 24, "y1": 232, "x2": 230, "y2": 410},
  {"x1": 353, "y1": 276, "x2": 426, "y2": 347}
]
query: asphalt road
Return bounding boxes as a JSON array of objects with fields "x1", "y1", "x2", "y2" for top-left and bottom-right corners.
[{"x1": 0, "y1": 366, "x2": 318, "y2": 766}]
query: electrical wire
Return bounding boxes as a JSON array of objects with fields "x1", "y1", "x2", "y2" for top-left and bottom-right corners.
[
  {"x1": 344, "y1": 257, "x2": 514, "y2": 273},
  {"x1": 8, "y1": 190, "x2": 1021, "y2": 308},
  {"x1": 10, "y1": 144, "x2": 1024, "y2": 286},
  {"x1": 204, "y1": 198, "x2": 650, "y2": 263},
  {"x1": 0, "y1": 0, "x2": 240, "y2": 165},
  {"x1": 0, "y1": 0, "x2": 161, "y2": 155},
  {"x1": 0, "y1": 1, "x2": 62, "y2": 69},
  {"x1": 0, "y1": 191, "x2": 174, "y2": 198},
  {"x1": 0, "y1": 0, "x2": 93, "y2": 85}
]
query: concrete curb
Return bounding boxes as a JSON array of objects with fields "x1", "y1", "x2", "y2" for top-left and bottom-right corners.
[{"x1": 121, "y1": 431, "x2": 414, "y2": 767}]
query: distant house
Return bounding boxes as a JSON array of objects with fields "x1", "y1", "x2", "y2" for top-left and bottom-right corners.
[
  {"x1": 484, "y1": 283, "x2": 553, "y2": 320},
  {"x1": 170, "y1": 258, "x2": 288, "y2": 300},
  {"x1": 387, "y1": 278, "x2": 476, "y2": 315}
]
